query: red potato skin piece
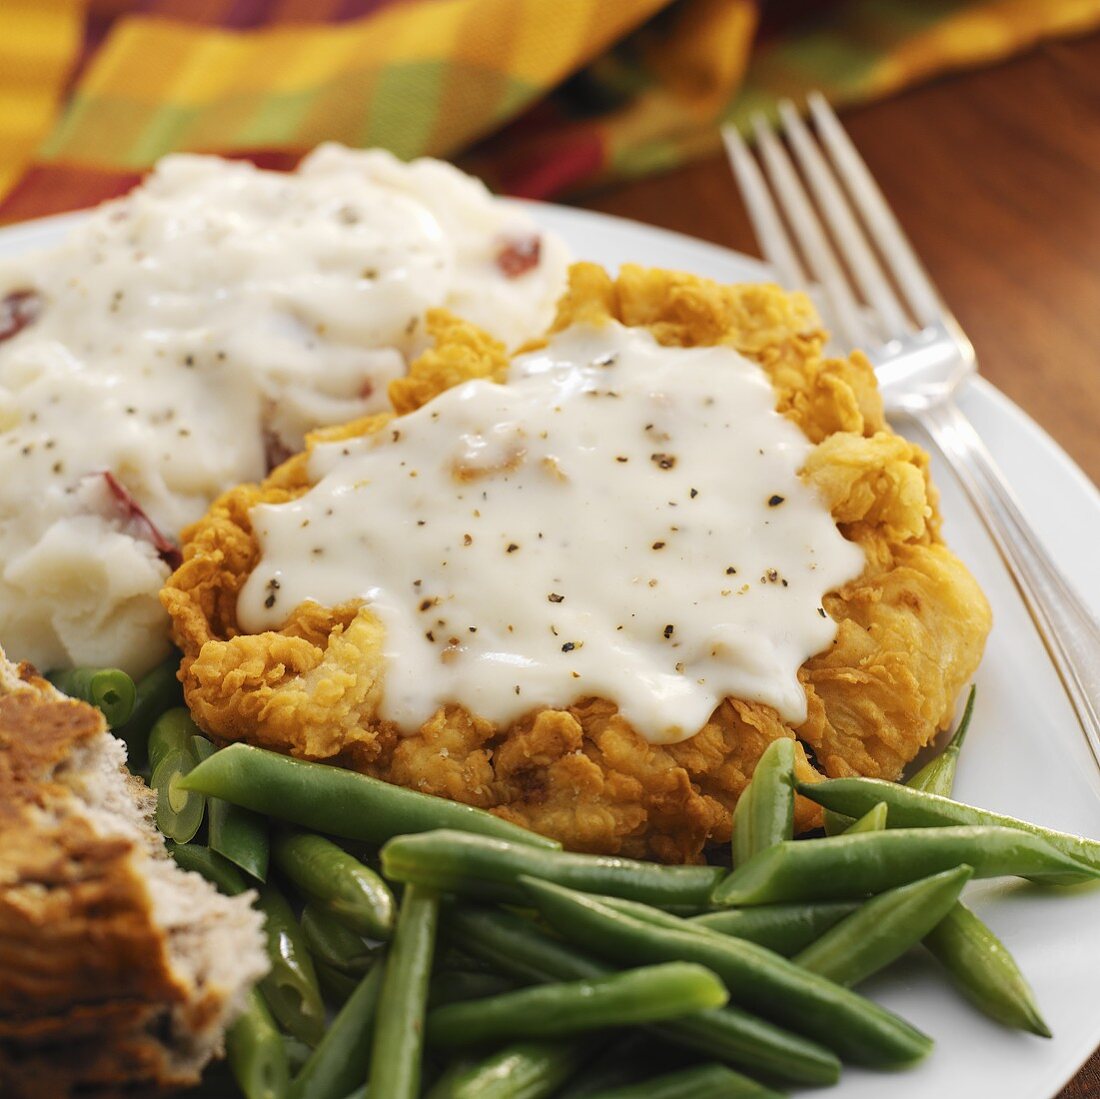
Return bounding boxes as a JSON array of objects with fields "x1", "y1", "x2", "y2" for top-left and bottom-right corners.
[
  {"x1": 101, "y1": 471, "x2": 183, "y2": 570},
  {"x1": 0, "y1": 290, "x2": 42, "y2": 343},
  {"x1": 495, "y1": 236, "x2": 541, "y2": 278}
]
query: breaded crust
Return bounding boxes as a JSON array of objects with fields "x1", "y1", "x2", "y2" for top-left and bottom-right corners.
[
  {"x1": 0, "y1": 654, "x2": 266, "y2": 1097},
  {"x1": 162, "y1": 264, "x2": 991, "y2": 862}
]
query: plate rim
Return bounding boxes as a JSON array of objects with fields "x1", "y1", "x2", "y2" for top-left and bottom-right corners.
[{"x1": 2, "y1": 198, "x2": 1098, "y2": 1098}]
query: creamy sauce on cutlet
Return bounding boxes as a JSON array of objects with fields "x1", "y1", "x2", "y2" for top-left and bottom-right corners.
[
  {"x1": 0, "y1": 144, "x2": 567, "y2": 676},
  {"x1": 240, "y1": 323, "x2": 865, "y2": 743}
]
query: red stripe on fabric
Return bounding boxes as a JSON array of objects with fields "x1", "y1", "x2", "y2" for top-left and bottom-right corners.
[
  {"x1": 224, "y1": 0, "x2": 283, "y2": 28},
  {"x1": 0, "y1": 149, "x2": 307, "y2": 225},
  {"x1": 136, "y1": 0, "x2": 236, "y2": 25},
  {"x1": 133, "y1": 0, "x2": 404, "y2": 27},
  {"x1": 0, "y1": 165, "x2": 142, "y2": 225},
  {"x1": 474, "y1": 131, "x2": 606, "y2": 200}
]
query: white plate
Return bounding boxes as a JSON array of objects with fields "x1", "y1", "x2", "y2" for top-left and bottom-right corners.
[{"x1": 4, "y1": 204, "x2": 1100, "y2": 1098}]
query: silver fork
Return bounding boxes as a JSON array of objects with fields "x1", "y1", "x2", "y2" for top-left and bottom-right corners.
[{"x1": 722, "y1": 92, "x2": 1100, "y2": 774}]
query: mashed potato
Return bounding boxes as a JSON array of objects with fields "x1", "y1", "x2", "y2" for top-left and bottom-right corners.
[
  {"x1": 0, "y1": 146, "x2": 569, "y2": 676},
  {"x1": 162, "y1": 265, "x2": 992, "y2": 861}
]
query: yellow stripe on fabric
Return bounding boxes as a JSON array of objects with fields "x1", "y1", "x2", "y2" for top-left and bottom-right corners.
[
  {"x1": 77, "y1": 0, "x2": 669, "y2": 107},
  {"x1": 0, "y1": 0, "x2": 84, "y2": 200},
  {"x1": 43, "y1": 0, "x2": 673, "y2": 168}
]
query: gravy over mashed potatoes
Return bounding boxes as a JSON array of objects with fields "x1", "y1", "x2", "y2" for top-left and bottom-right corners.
[{"x1": 0, "y1": 145, "x2": 569, "y2": 677}]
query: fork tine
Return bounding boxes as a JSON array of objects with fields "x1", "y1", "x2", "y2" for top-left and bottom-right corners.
[
  {"x1": 777, "y1": 100, "x2": 911, "y2": 340},
  {"x1": 807, "y1": 92, "x2": 941, "y2": 328},
  {"x1": 720, "y1": 124, "x2": 807, "y2": 291},
  {"x1": 749, "y1": 114, "x2": 871, "y2": 351}
]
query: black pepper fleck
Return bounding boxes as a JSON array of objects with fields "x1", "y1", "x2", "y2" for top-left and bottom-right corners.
[
  {"x1": 548, "y1": 593, "x2": 564, "y2": 603},
  {"x1": 561, "y1": 642, "x2": 575, "y2": 653},
  {"x1": 768, "y1": 495, "x2": 785, "y2": 507},
  {"x1": 663, "y1": 624, "x2": 675, "y2": 639}
]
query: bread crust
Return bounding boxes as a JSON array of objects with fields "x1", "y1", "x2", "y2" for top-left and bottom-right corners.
[
  {"x1": 0, "y1": 655, "x2": 266, "y2": 1097},
  {"x1": 162, "y1": 264, "x2": 992, "y2": 862}
]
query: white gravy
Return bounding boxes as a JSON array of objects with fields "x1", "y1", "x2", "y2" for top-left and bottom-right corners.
[
  {"x1": 239, "y1": 322, "x2": 866, "y2": 743},
  {"x1": 0, "y1": 144, "x2": 568, "y2": 675}
]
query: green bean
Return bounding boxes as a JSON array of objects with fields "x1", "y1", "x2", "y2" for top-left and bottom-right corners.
[
  {"x1": 367, "y1": 884, "x2": 439, "y2": 1099},
  {"x1": 429, "y1": 969, "x2": 518, "y2": 1008},
  {"x1": 896, "y1": 708, "x2": 1051, "y2": 1036},
  {"x1": 844, "y1": 801, "x2": 888, "y2": 834},
  {"x1": 256, "y1": 882, "x2": 326, "y2": 1046},
  {"x1": 732, "y1": 738, "x2": 795, "y2": 868},
  {"x1": 589, "y1": 1063, "x2": 783, "y2": 1099},
  {"x1": 290, "y1": 963, "x2": 385, "y2": 1099},
  {"x1": 169, "y1": 842, "x2": 248, "y2": 896},
  {"x1": 209, "y1": 796, "x2": 269, "y2": 881},
  {"x1": 436, "y1": 944, "x2": 498, "y2": 973},
  {"x1": 282, "y1": 1037, "x2": 312, "y2": 1077},
  {"x1": 47, "y1": 665, "x2": 136, "y2": 727},
  {"x1": 907, "y1": 684, "x2": 975, "y2": 796},
  {"x1": 300, "y1": 903, "x2": 375, "y2": 975},
  {"x1": 796, "y1": 778, "x2": 1100, "y2": 877},
  {"x1": 425, "y1": 1038, "x2": 594, "y2": 1099},
  {"x1": 714, "y1": 826, "x2": 1097, "y2": 907},
  {"x1": 444, "y1": 903, "x2": 840, "y2": 1087},
  {"x1": 193, "y1": 752, "x2": 266, "y2": 876},
  {"x1": 793, "y1": 864, "x2": 973, "y2": 986},
  {"x1": 113, "y1": 657, "x2": 182, "y2": 768},
  {"x1": 191, "y1": 734, "x2": 215, "y2": 762},
  {"x1": 924, "y1": 902, "x2": 1051, "y2": 1037},
  {"x1": 152, "y1": 747, "x2": 205, "y2": 843},
  {"x1": 823, "y1": 800, "x2": 886, "y2": 840},
  {"x1": 381, "y1": 829, "x2": 723, "y2": 908},
  {"x1": 274, "y1": 831, "x2": 395, "y2": 940},
  {"x1": 690, "y1": 902, "x2": 861, "y2": 956},
  {"x1": 427, "y1": 962, "x2": 727, "y2": 1048},
  {"x1": 314, "y1": 959, "x2": 361, "y2": 1006},
  {"x1": 227, "y1": 988, "x2": 290, "y2": 1099},
  {"x1": 148, "y1": 708, "x2": 202, "y2": 772},
  {"x1": 180, "y1": 742, "x2": 558, "y2": 848},
  {"x1": 522, "y1": 877, "x2": 931, "y2": 1068},
  {"x1": 822, "y1": 808, "x2": 854, "y2": 836},
  {"x1": 553, "y1": 1035, "x2": 669, "y2": 1099}
]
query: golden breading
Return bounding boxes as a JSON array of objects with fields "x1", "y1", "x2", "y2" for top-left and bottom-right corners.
[{"x1": 162, "y1": 264, "x2": 991, "y2": 863}]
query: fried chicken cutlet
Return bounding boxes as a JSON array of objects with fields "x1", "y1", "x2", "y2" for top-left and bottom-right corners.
[{"x1": 161, "y1": 264, "x2": 991, "y2": 863}]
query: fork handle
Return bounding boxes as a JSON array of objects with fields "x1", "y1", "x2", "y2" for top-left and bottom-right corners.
[{"x1": 919, "y1": 398, "x2": 1100, "y2": 773}]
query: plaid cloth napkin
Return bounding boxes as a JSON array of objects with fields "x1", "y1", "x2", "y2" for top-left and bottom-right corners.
[{"x1": 1, "y1": 0, "x2": 1098, "y2": 224}]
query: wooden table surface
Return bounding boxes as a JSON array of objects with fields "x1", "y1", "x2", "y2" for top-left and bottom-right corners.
[{"x1": 574, "y1": 31, "x2": 1100, "y2": 1099}]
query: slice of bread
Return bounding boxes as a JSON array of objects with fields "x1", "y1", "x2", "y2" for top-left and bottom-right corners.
[{"x1": 0, "y1": 649, "x2": 268, "y2": 1097}]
